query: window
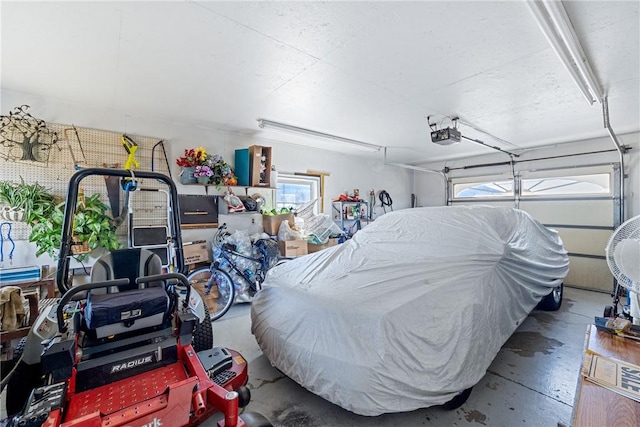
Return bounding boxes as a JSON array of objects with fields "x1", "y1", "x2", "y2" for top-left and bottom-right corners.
[
  {"x1": 453, "y1": 180, "x2": 514, "y2": 198},
  {"x1": 521, "y1": 173, "x2": 610, "y2": 196},
  {"x1": 276, "y1": 173, "x2": 320, "y2": 213},
  {"x1": 451, "y1": 171, "x2": 612, "y2": 200}
]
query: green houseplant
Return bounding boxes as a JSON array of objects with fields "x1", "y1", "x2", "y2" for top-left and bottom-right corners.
[
  {"x1": 0, "y1": 178, "x2": 56, "y2": 222},
  {"x1": 28, "y1": 192, "x2": 121, "y2": 261}
]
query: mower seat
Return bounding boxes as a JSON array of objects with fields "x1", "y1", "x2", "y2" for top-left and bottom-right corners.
[{"x1": 86, "y1": 248, "x2": 169, "y2": 338}]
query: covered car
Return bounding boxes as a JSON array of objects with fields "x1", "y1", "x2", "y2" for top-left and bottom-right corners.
[{"x1": 251, "y1": 206, "x2": 569, "y2": 416}]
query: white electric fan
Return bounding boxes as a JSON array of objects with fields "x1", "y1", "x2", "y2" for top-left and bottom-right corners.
[{"x1": 605, "y1": 215, "x2": 640, "y2": 322}]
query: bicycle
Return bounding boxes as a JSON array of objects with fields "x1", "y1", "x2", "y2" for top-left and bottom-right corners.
[{"x1": 186, "y1": 223, "x2": 282, "y2": 321}]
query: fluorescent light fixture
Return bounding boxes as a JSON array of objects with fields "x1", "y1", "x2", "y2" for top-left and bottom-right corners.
[
  {"x1": 542, "y1": 0, "x2": 603, "y2": 101},
  {"x1": 526, "y1": 0, "x2": 600, "y2": 104},
  {"x1": 257, "y1": 119, "x2": 382, "y2": 153}
]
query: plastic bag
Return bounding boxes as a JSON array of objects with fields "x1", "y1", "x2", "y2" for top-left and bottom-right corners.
[
  {"x1": 278, "y1": 219, "x2": 305, "y2": 241},
  {"x1": 214, "y1": 229, "x2": 256, "y2": 301},
  {"x1": 224, "y1": 191, "x2": 245, "y2": 213}
]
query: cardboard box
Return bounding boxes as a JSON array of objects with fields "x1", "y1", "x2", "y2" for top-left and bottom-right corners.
[
  {"x1": 278, "y1": 240, "x2": 308, "y2": 257},
  {"x1": 249, "y1": 145, "x2": 272, "y2": 187},
  {"x1": 307, "y1": 238, "x2": 339, "y2": 254},
  {"x1": 191, "y1": 277, "x2": 220, "y2": 315},
  {"x1": 262, "y1": 213, "x2": 294, "y2": 236},
  {"x1": 183, "y1": 241, "x2": 211, "y2": 265},
  {"x1": 234, "y1": 145, "x2": 272, "y2": 187}
]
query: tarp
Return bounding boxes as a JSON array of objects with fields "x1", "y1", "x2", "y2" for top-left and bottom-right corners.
[{"x1": 251, "y1": 206, "x2": 569, "y2": 416}]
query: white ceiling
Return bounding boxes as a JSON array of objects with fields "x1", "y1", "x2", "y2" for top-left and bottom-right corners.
[{"x1": 2, "y1": 1, "x2": 638, "y2": 163}]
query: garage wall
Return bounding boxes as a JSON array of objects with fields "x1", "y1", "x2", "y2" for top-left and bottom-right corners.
[{"x1": 1, "y1": 89, "x2": 412, "y2": 269}]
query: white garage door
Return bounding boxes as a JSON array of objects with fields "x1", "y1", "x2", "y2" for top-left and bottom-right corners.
[{"x1": 449, "y1": 165, "x2": 620, "y2": 292}]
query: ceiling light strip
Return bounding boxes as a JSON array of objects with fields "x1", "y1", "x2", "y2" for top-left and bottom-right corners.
[
  {"x1": 257, "y1": 119, "x2": 382, "y2": 152},
  {"x1": 542, "y1": 0, "x2": 603, "y2": 101},
  {"x1": 526, "y1": 0, "x2": 596, "y2": 104}
]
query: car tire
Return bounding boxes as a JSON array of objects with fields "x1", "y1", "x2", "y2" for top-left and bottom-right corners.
[
  {"x1": 441, "y1": 387, "x2": 473, "y2": 410},
  {"x1": 536, "y1": 282, "x2": 563, "y2": 311},
  {"x1": 239, "y1": 411, "x2": 273, "y2": 427},
  {"x1": 193, "y1": 305, "x2": 213, "y2": 352}
]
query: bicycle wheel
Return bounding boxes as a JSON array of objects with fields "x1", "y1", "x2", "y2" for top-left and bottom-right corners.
[{"x1": 187, "y1": 266, "x2": 235, "y2": 321}]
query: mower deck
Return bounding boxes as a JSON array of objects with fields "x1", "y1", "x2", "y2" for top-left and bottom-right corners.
[
  {"x1": 66, "y1": 363, "x2": 188, "y2": 419},
  {"x1": 50, "y1": 347, "x2": 248, "y2": 427}
]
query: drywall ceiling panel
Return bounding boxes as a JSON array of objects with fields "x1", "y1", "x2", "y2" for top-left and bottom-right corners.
[
  {"x1": 194, "y1": 1, "x2": 373, "y2": 59},
  {"x1": 111, "y1": 2, "x2": 318, "y2": 126},
  {"x1": 316, "y1": 2, "x2": 548, "y2": 102},
  {"x1": 1, "y1": 2, "x2": 122, "y2": 107},
  {"x1": 1, "y1": 1, "x2": 638, "y2": 164},
  {"x1": 229, "y1": 60, "x2": 497, "y2": 162}
]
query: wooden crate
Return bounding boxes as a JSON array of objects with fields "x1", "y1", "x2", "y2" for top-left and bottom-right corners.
[{"x1": 249, "y1": 145, "x2": 272, "y2": 187}]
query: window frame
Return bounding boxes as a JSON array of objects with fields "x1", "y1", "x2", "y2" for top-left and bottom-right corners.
[
  {"x1": 276, "y1": 173, "x2": 321, "y2": 214},
  {"x1": 450, "y1": 166, "x2": 614, "y2": 201}
]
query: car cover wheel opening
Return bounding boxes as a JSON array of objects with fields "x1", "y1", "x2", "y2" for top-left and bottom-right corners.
[
  {"x1": 441, "y1": 387, "x2": 473, "y2": 410},
  {"x1": 536, "y1": 282, "x2": 563, "y2": 311}
]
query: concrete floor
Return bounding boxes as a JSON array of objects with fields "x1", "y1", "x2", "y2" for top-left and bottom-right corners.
[
  {"x1": 206, "y1": 287, "x2": 611, "y2": 427},
  {"x1": 1, "y1": 287, "x2": 610, "y2": 426}
]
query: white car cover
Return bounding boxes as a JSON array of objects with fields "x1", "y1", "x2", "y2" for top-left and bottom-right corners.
[{"x1": 251, "y1": 206, "x2": 569, "y2": 416}]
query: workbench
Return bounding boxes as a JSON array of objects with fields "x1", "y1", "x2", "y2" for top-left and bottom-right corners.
[
  {"x1": 0, "y1": 278, "x2": 56, "y2": 344},
  {"x1": 572, "y1": 324, "x2": 640, "y2": 426},
  {"x1": 1, "y1": 277, "x2": 56, "y2": 299}
]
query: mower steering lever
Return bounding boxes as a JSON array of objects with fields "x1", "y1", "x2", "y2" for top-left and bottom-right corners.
[{"x1": 136, "y1": 272, "x2": 192, "y2": 308}]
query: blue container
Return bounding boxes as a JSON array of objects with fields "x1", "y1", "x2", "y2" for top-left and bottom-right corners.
[
  {"x1": 180, "y1": 167, "x2": 197, "y2": 184},
  {"x1": 0, "y1": 265, "x2": 41, "y2": 284},
  {"x1": 234, "y1": 149, "x2": 250, "y2": 186}
]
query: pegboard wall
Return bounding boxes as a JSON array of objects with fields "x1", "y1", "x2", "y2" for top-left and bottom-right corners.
[{"x1": 0, "y1": 120, "x2": 171, "y2": 241}]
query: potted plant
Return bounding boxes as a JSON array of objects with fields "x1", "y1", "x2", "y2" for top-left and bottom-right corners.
[
  {"x1": 176, "y1": 147, "x2": 207, "y2": 184},
  {"x1": 193, "y1": 165, "x2": 214, "y2": 184},
  {"x1": 29, "y1": 192, "x2": 121, "y2": 261},
  {"x1": 0, "y1": 178, "x2": 56, "y2": 222},
  {"x1": 206, "y1": 154, "x2": 237, "y2": 187},
  {"x1": 176, "y1": 147, "x2": 237, "y2": 187}
]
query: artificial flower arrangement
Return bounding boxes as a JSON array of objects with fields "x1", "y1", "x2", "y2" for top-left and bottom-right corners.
[
  {"x1": 176, "y1": 147, "x2": 207, "y2": 167},
  {"x1": 177, "y1": 147, "x2": 237, "y2": 186}
]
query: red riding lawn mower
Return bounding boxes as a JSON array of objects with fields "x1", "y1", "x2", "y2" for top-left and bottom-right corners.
[{"x1": 2, "y1": 168, "x2": 271, "y2": 427}]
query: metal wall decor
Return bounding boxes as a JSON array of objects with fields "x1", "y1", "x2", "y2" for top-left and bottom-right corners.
[{"x1": 0, "y1": 105, "x2": 59, "y2": 163}]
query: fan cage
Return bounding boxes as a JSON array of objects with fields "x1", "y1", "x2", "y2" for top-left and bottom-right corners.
[{"x1": 605, "y1": 215, "x2": 640, "y2": 295}]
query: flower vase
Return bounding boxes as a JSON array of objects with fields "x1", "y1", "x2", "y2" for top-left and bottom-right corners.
[
  {"x1": 181, "y1": 167, "x2": 197, "y2": 184},
  {"x1": 197, "y1": 176, "x2": 210, "y2": 184}
]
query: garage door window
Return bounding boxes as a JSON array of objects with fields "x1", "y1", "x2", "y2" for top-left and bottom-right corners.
[
  {"x1": 453, "y1": 180, "x2": 514, "y2": 198},
  {"x1": 521, "y1": 173, "x2": 610, "y2": 196},
  {"x1": 453, "y1": 173, "x2": 610, "y2": 199}
]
